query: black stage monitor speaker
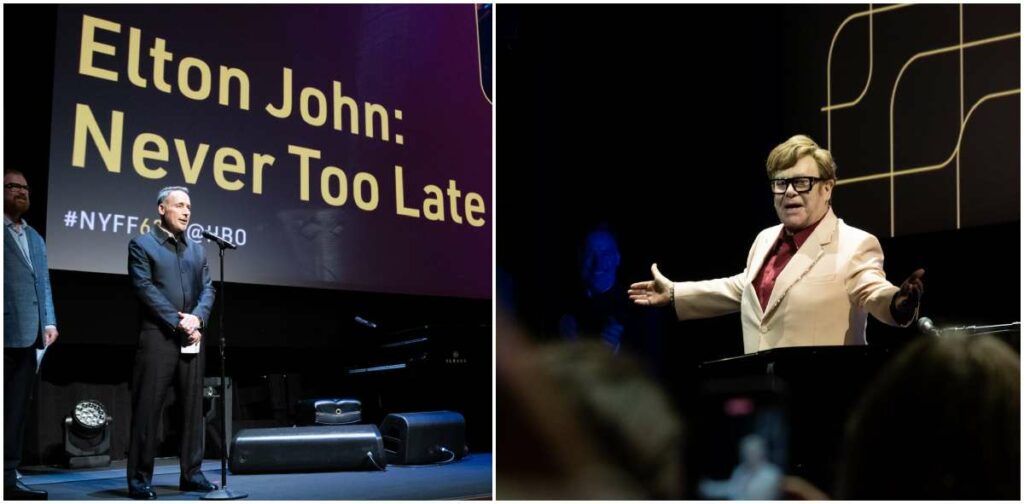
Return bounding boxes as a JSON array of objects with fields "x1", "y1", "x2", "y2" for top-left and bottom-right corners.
[
  {"x1": 229, "y1": 424, "x2": 385, "y2": 474},
  {"x1": 379, "y1": 410, "x2": 466, "y2": 465},
  {"x1": 296, "y1": 398, "x2": 361, "y2": 425}
]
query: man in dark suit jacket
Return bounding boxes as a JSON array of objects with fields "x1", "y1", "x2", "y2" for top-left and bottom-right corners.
[
  {"x1": 126, "y1": 186, "x2": 216, "y2": 500},
  {"x1": 4, "y1": 169, "x2": 57, "y2": 500}
]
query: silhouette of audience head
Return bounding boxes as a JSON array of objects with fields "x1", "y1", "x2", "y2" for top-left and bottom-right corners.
[
  {"x1": 838, "y1": 334, "x2": 1020, "y2": 499},
  {"x1": 497, "y1": 318, "x2": 685, "y2": 499}
]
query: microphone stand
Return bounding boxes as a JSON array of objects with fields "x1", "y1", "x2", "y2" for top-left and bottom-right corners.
[
  {"x1": 948, "y1": 321, "x2": 1021, "y2": 336},
  {"x1": 202, "y1": 244, "x2": 247, "y2": 500},
  {"x1": 921, "y1": 318, "x2": 1020, "y2": 337}
]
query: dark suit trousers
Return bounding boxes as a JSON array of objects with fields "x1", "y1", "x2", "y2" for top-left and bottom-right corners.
[
  {"x1": 4, "y1": 345, "x2": 37, "y2": 487},
  {"x1": 127, "y1": 329, "x2": 205, "y2": 490}
]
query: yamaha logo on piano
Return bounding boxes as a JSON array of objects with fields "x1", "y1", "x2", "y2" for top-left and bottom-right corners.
[{"x1": 445, "y1": 350, "x2": 467, "y2": 365}]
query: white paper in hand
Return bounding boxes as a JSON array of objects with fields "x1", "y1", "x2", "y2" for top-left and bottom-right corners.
[
  {"x1": 36, "y1": 347, "x2": 47, "y2": 370},
  {"x1": 181, "y1": 341, "x2": 201, "y2": 354}
]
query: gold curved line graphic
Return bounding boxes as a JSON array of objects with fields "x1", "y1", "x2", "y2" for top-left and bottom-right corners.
[
  {"x1": 824, "y1": 3, "x2": 913, "y2": 150},
  {"x1": 836, "y1": 88, "x2": 1021, "y2": 186},
  {"x1": 823, "y1": 4, "x2": 911, "y2": 112},
  {"x1": 888, "y1": 31, "x2": 1020, "y2": 235},
  {"x1": 957, "y1": 3, "x2": 963, "y2": 229}
]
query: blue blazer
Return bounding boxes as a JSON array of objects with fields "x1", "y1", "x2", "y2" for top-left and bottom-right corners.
[
  {"x1": 128, "y1": 227, "x2": 215, "y2": 336},
  {"x1": 4, "y1": 222, "x2": 57, "y2": 348}
]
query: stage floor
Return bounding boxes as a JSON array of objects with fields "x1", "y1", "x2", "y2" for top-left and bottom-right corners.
[{"x1": 20, "y1": 454, "x2": 492, "y2": 500}]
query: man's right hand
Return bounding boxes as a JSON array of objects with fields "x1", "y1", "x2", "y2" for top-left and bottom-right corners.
[
  {"x1": 177, "y1": 312, "x2": 201, "y2": 334},
  {"x1": 628, "y1": 263, "x2": 673, "y2": 307},
  {"x1": 187, "y1": 330, "x2": 202, "y2": 345}
]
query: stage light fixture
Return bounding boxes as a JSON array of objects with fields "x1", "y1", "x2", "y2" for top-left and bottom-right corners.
[{"x1": 64, "y1": 399, "x2": 112, "y2": 468}]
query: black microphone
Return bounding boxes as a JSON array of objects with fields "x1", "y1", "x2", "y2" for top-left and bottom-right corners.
[
  {"x1": 354, "y1": 316, "x2": 378, "y2": 329},
  {"x1": 201, "y1": 230, "x2": 237, "y2": 250},
  {"x1": 917, "y1": 317, "x2": 940, "y2": 337}
]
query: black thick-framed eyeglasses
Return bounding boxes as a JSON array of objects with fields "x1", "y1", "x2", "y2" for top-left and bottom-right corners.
[
  {"x1": 4, "y1": 183, "x2": 30, "y2": 192},
  {"x1": 769, "y1": 177, "x2": 822, "y2": 194}
]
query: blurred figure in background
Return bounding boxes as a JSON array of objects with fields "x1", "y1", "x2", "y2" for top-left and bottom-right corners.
[
  {"x1": 698, "y1": 434, "x2": 782, "y2": 500},
  {"x1": 559, "y1": 227, "x2": 628, "y2": 351},
  {"x1": 559, "y1": 226, "x2": 670, "y2": 367},
  {"x1": 837, "y1": 333, "x2": 1019, "y2": 499}
]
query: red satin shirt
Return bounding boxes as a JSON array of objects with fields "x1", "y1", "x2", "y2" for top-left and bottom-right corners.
[{"x1": 753, "y1": 217, "x2": 824, "y2": 312}]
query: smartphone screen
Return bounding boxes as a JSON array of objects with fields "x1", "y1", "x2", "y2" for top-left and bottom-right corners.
[{"x1": 689, "y1": 377, "x2": 789, "y2": 500}]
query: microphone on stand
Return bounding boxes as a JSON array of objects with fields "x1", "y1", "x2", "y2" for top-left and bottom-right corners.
[
  {"x1": 202, "y1": 230, "x2": 238, "y2": 250},
  {"x1": 917, "y1": 317, "x2": 941, "y2": 337},
  {"x1": 354, "y1": 316, "x2": 378, "y2": 330}
]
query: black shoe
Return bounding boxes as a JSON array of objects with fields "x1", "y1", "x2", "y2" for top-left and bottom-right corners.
[
  {"x1": 5, "y1": 480, "x2": 48, "y2": 500},
  {"x1": 128, "y1": 485, "x2": 157, "y2": 500},
  {"x1": 179, "y1": 476, "x2": 217, "y2": 492}
]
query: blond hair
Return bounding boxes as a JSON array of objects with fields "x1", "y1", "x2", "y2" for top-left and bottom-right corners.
[{"x1": 766, "y1": 135, "x2": 837, "y2": 180}]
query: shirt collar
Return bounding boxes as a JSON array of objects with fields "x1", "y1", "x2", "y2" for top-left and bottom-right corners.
[
  {"x1": 5, "y1": 215, "x2": 26, "y2": 230},
  {"x1": 779, "y1": 211, "x2": 826, "y2": 249},
  {"x1": 154, "y1": 220, "x2": 180, "y2": 244}
]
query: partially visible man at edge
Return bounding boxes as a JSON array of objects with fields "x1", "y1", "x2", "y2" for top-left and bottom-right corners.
[{"x1": 4, "y1": 168, "x2": 58, "y2": 500}]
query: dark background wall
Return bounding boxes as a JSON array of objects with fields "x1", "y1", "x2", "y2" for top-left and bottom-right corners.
[{"x1": 6, "y1": 5, "x2": 491, "y2": 465}]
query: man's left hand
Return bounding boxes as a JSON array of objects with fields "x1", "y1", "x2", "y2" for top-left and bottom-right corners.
[
  {"x1": 43, "y1": 326, "x2": 59, "y2": 347},
  {"x1": 178, "y1": 312, "x2": 201, "y2": 333},
  {"x1": 892, "y1": 268, "x2": 925, "y2": 322}
]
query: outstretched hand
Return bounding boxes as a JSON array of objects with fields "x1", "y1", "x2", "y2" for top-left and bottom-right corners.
[
  {"x1": 893, "y1": 268, "x2": 925, "y2": 319},
  {"x1": 628, "y1": 263, "x2": 673, "y2": 307}
]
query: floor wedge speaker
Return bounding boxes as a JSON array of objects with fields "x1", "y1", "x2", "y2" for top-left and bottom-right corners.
[
  {"x1": 379, "y1": 410, "x2": 466, "y2": 465},
  {"x1": 230, "y1": 424, "x2": 385, "y2": 473}
]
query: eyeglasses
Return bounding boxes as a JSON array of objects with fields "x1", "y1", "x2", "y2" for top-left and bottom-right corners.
[
  {"x1": 770, "y1": 177, "x2": 822, "y2": 194},
  {"x1": 4, "y1": 183, "x2": 30, "y2": 192}
]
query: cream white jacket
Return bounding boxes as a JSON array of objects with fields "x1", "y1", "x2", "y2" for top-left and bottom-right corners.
[{"x1": 673, "y1": 209, "x2": 913, "y2": 354}]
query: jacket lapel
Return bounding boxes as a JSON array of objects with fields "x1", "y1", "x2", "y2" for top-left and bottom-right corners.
[
  {"x1": 746, "y1": 228, "x2": 778, "y2": 319},
  {"x1": 761, "y1": 209, "x2": 838, "y2": 322},
  {"x1": 4, "y1": 224, "x2": 34, "y2": 274}
]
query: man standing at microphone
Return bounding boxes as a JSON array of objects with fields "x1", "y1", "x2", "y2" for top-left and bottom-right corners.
[{"x1": 127, "y1": 186, "x2": 217, "y2": 499}]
